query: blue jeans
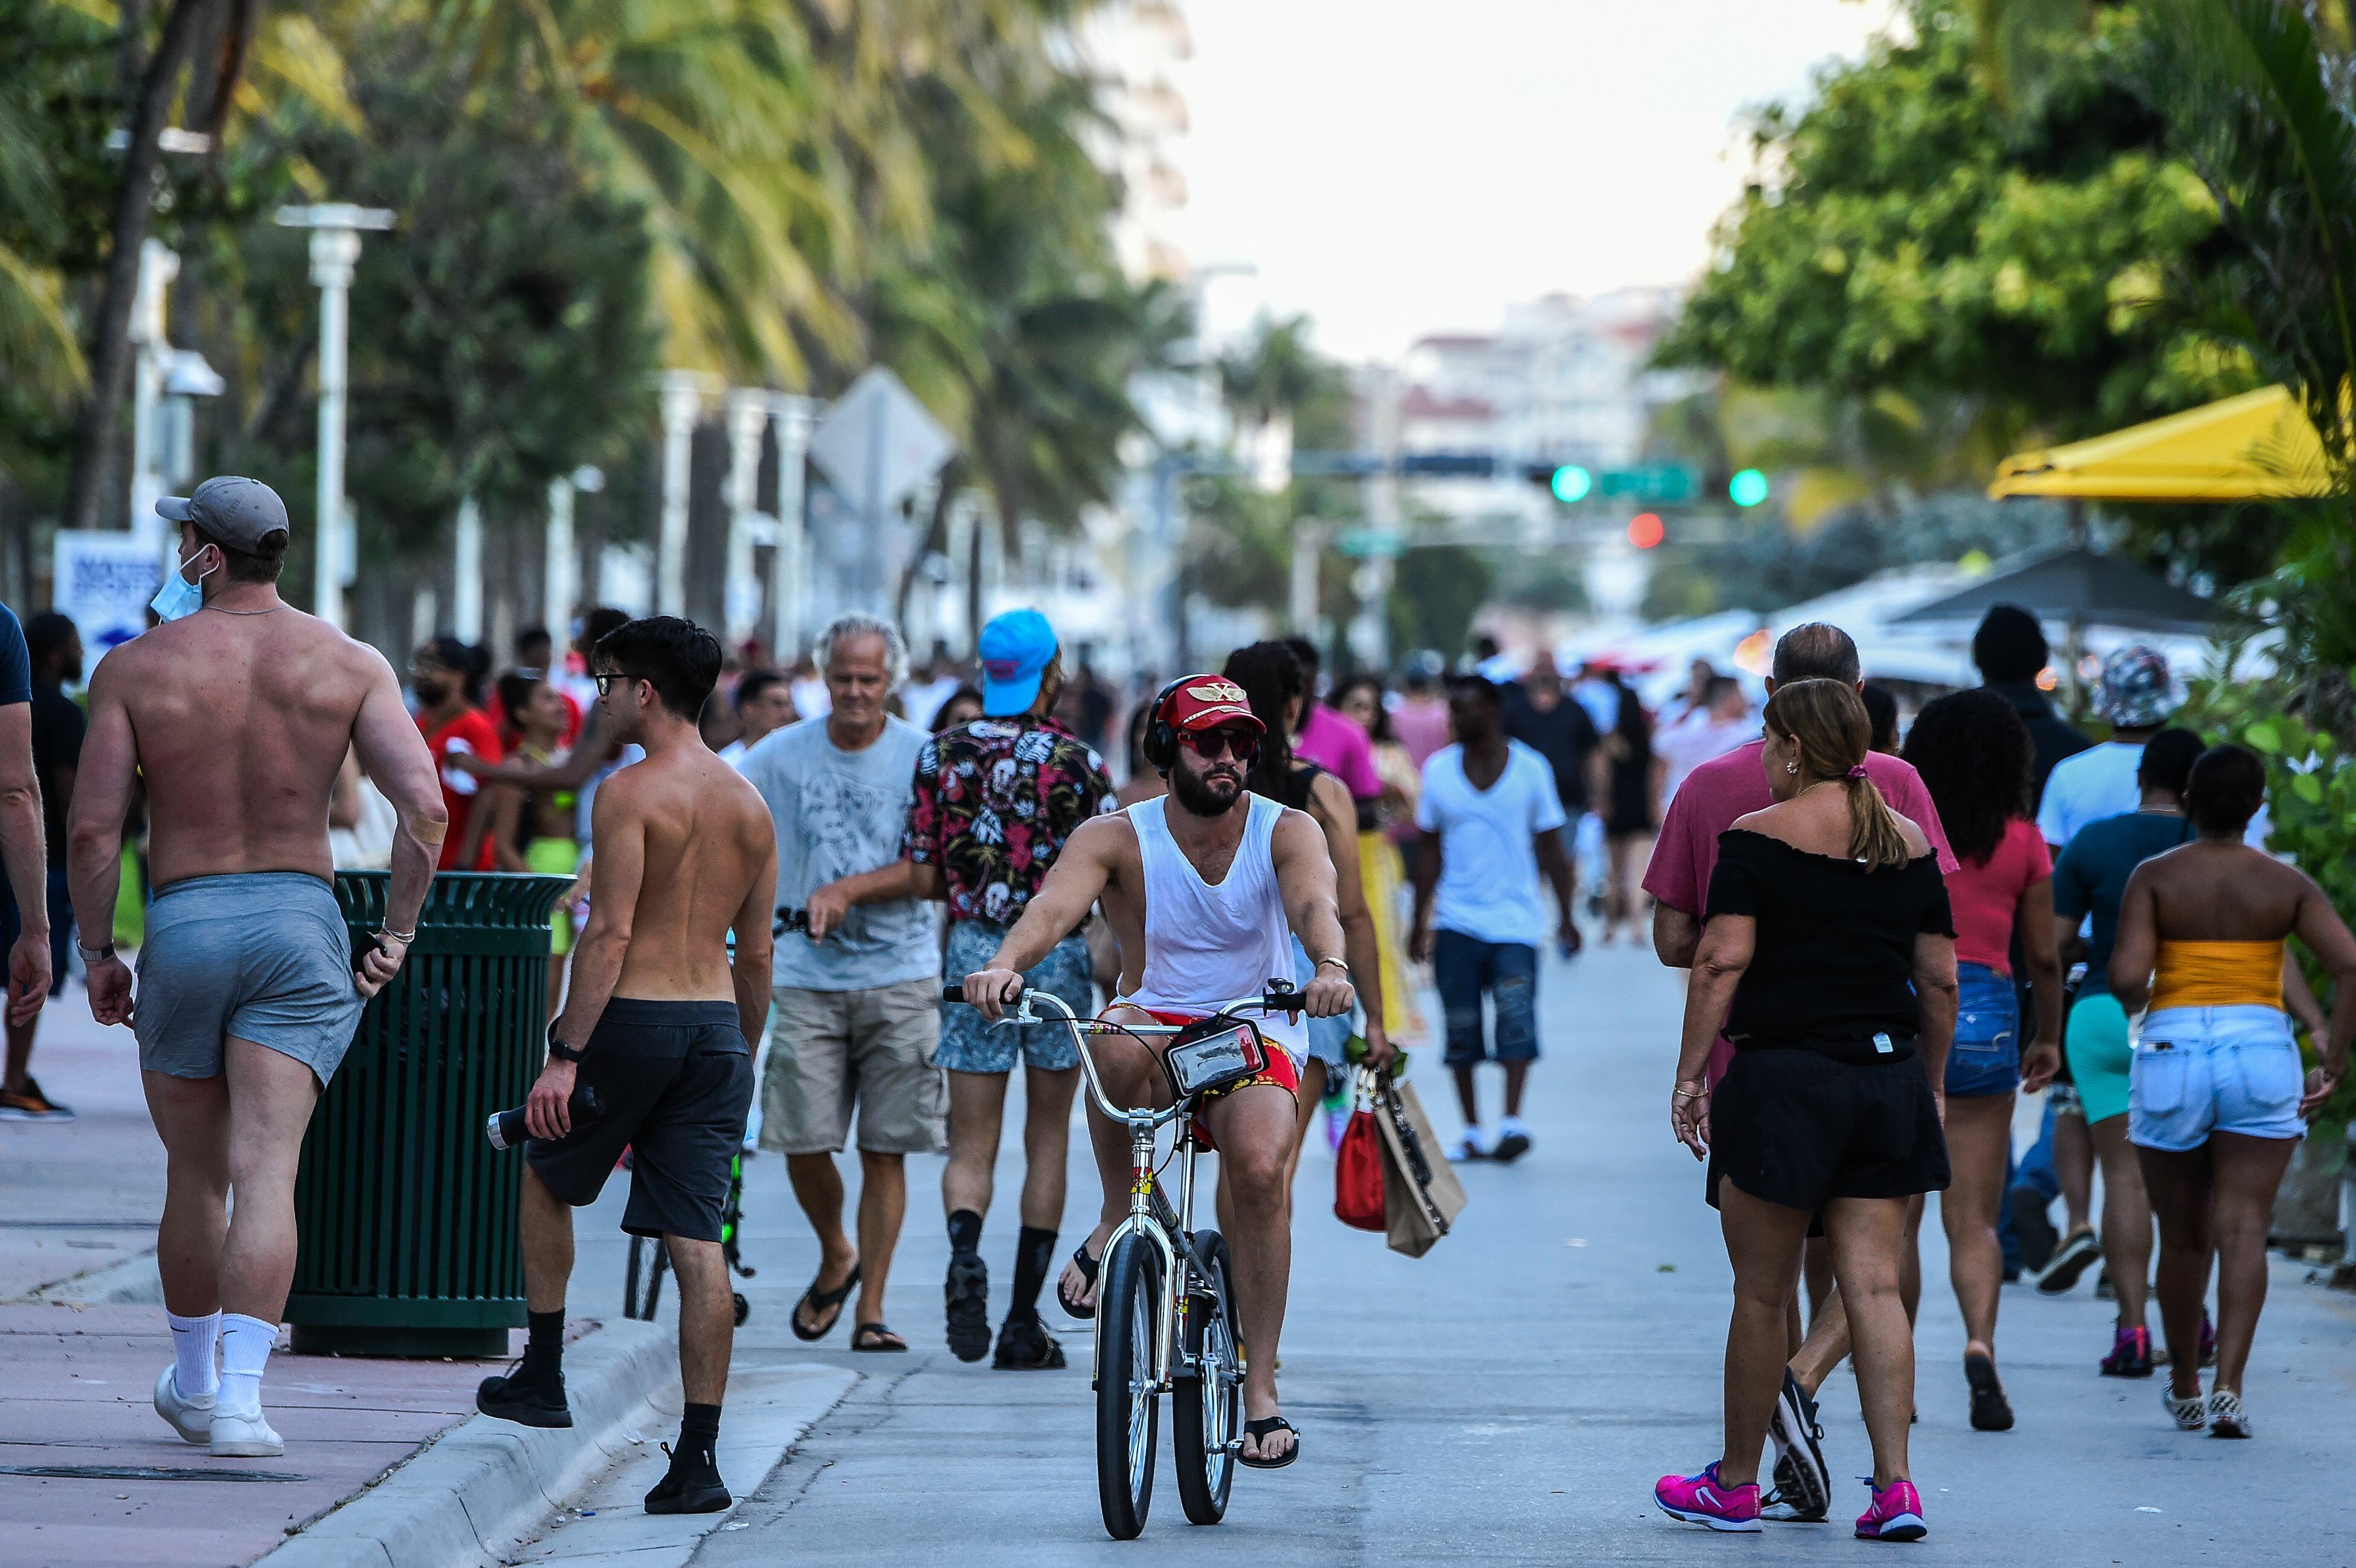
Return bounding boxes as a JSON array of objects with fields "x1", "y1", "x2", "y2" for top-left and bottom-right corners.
[
  {"x1": 1946, "y1": 962, "x2": 2021, "y2": 1097},
  {"x1": 1433, "y1": 930, "x2": 1538, "y2": 1068}
]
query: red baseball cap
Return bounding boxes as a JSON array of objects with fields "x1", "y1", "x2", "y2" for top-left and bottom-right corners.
[{"x1": 1163, "y1": 675, "x2": 1264, "y2": 735}]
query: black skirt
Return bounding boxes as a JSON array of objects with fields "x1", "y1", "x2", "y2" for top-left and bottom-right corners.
[{"x1": 1707, "y1": 1047, "x2": 1950, "y2": 1215}]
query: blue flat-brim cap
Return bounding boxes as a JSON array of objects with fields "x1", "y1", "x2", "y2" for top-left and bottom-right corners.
[
  {"x1": 156, "y1": 475, "x2": 291, "y2": 551},
  {"x1": 979, "y1": 608, "x2": 1057, "y2": 716}
]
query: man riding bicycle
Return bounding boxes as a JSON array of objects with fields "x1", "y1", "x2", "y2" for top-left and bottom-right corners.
[{"x1": 961, "y1": 675, "x2": 1355, "y2": 1469}]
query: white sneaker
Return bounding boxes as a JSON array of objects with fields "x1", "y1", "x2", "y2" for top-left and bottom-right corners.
[
  {"x1": 153, "y1": 1363, "x2": 215, "y2": 1446},
  {"x1": 210, "y1": 1403, "x2": 285, "y2": 1457},
  {"x1": 1446, "y1": 1128, "x2": 1491, "y2": 1162}
]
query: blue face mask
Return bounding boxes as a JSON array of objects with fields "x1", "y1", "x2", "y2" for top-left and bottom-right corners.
[{"x1": 149, "y1": 548, "x2": 215, "y2": 623}]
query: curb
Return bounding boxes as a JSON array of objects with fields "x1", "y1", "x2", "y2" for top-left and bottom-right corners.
[
  {"x1": 249, "y1": 1319, "x2": 675, "y2": 1568},
  {"x1": 24, "y1": 1247, "x2": 163, "y2": 1305}
]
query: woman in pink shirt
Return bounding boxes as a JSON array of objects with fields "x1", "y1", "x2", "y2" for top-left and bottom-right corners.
[{"x1": 1901, "y1": 692, "x2": 2063, "y2": 1432}]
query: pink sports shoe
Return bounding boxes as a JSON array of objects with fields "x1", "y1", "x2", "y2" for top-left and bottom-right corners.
[
  {"x1": 1655, "y1": 1462, "x2": 1763, "y2": 1532},
  {"x1": 1855, "y1": 1477, "x2": 1927, "y2": 1541}
]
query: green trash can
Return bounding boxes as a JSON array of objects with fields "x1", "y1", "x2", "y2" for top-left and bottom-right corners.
[{"x1": 285, "y1": 871, "x2": 571, "y2": 1357}]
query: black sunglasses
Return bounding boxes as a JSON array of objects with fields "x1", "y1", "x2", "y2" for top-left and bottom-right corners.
[{"x1": 1180, "y1": 727, "x2": 1259, "y2": 762}]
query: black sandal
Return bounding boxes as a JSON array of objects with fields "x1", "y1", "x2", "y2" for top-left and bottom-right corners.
[
  {"x1": 791, "y1": 1261, "x2": 860, "y2": 1342},
  {"x1": 849, "y1": 1321, "x2": 908, "y2": 1352},
  {"x1": 1240, "y1": 1415, "x2": 1300, "y2": 1469},
  {"x1": 1056, "y1": 1242, "x2": 1102, "y2": 1320}
]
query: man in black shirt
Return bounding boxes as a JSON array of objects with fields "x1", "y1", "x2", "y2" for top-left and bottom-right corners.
[
  {"x1": 1503, "y1": 652, "x2": 1600, "y2": 812},
  {"x1": 0, "y1": 606, "x2": 65, "y2": 1121},
  {"x1": 1971, "y1": 604, "x2": 2089, "y2": 804}
]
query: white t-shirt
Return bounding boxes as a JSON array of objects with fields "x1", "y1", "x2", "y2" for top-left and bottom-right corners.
[
  {"x1": 1656, "y1": 712, "x2": 1761, "y2": 803},
  {"x1": 790, "y1": 676, "x2": 831, "y2": 721},
  {"x1": 1415, "y1": 740, "x2": 1568, "y2": 946},
  {"x1": 2038, "y1": 741, "x2": 2270, "y2": 850}
]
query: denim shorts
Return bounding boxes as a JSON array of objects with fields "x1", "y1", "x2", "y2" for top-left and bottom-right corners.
[
  {"x1": 1945, "y1": 962, "x2": 2021, "y2": 1098},
  {"x1": 1292, "y1": 937, "x2": 1354, "y2": 1070},
  {"x1": 936, "y1": 918, "x2": 1089, "y2": 1073},
  {"x1": 2129, "y1": 1004, "x2": 2305, "y2": 1151},
  {"x1": 1432, "y1": 930, "x2": 1539, "y2": 1067}
]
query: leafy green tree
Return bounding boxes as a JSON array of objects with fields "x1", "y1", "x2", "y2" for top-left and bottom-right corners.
[
  {"x1": 1657, "y1": 1, "x2": 2247, "y2": 444},
  {"x1": 230, "y1": 28, "x2": 658, "y2": 567}
]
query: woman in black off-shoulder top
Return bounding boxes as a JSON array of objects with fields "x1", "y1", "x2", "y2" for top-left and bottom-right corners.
[{"x1": 1651, "y1": 680, "x2": 1958, "y2": 1541}]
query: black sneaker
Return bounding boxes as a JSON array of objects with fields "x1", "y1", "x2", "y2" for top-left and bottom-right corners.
[
  {"x1": 993, "y1": 1310, "x2": 1067, "y2": 1370},
  {"x1": 1965, "y1": 1351, "x2": 2015, "y2": 1431},
  {"x1": 2006, "y1": 1185, "x2": 2058, "y2": 1274},
  {"x1": 2036, "y1": 1227, "x2": 2100, "y2": 1295},
  {"x1": 476, "y1": 1360, "x2": 572, "y2": 1428},
  {"x1": 945, "y1": 1250, "x2": 991, "y2": 1363},
  {"x1": 1764, "y1": 1369, "x2": 1829, "y2": 1521},
  {"x1": 644, "y1": 1441, "x2": 730, "y2": 1514}
]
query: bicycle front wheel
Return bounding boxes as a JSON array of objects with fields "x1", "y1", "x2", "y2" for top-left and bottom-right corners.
[
  {"x1": 1173, "y1": 1229, "x2": 1239, "y2": 1526},
  {"x1": 1095, "y1": 1232, "x2": 1162, "y2": 1540}
]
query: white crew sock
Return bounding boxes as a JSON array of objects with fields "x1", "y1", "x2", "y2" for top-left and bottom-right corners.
[
  {"x1": 217, "y1": 1313, "x2": 277, "y2": 1415},
  {"x1": 166, "y1": 1309, "x2": 220, "y2": 1399}
]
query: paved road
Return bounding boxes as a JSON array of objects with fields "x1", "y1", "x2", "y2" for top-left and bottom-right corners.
[{"x1": 567, "y1": 942, "x2": 2356, "y2": 1566}]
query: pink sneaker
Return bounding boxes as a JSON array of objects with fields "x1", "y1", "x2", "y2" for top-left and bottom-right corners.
[
  {"x1": 1855, "y1": 1477, "x2": 1927, "y2": 1541},
  {"x1": 1655, "y1": 1462, "x2": 1763, "y2": 1532}
]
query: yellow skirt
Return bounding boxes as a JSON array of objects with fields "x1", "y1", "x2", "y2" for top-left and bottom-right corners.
[
  {"x1": 527, "y1": 837, "x2": 581, "y2": 954},
  {"x1": 1358, "y1": 831, "x2": 1424, "y2": 1042}
]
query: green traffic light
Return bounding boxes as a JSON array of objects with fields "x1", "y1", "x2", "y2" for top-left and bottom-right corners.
[
  {"x1": 1729, "y1": 468, "x2": 1769, "y2": 507},
  {"x1": 1550, "y1": 465, "x2": 1592, "y2": 504}
]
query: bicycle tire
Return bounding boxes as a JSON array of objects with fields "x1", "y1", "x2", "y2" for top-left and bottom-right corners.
[
  {"x1": 624, "y1": 1235, "x2": 645, "y2": 1319},
  {"x1": 1094, "y1": 1232, "x2": 1161, "y2": 1540},
  {"x1": 1172, "y1": 1229, "x2": 1238, "y2": 1526}
]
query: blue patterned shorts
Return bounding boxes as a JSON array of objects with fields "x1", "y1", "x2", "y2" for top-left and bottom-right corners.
[{"x1": 937, "y1": 919, "x2": 1093, "y2": 1073}]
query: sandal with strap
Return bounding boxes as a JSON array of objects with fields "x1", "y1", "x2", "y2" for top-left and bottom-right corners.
[
  {"x1": 791, "y1": 1261, "x2": 860, "y2": 1342},
  {"x1": 1240, "y1": 1415, "x2": 1301, "y2": 1469},
  {"x1": 1056, "y1": 1242, "x2": 1102, "y2": 1320},
  {"x1": 850, "y1": 1320, "x2": 908, "y2": 1352}
]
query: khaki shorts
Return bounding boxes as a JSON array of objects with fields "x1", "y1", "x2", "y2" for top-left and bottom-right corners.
[{"x1": 762, "y1": 978, "x2": 945, "y2": 1155}]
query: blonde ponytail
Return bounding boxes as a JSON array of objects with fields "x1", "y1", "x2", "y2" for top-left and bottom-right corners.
[{"x1": 1764, "y1": 678, "x2": 1914, "y2": 872}]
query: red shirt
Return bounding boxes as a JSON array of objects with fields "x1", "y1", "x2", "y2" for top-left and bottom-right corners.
[
  {"x1": 1945, "y1": 817, "x2": 2052, "y2": 974},
  {"x1": 1643, "y1": 739, "x2": 1959, "y2": 1084},
  {"x1": 420, "y1": 707, "x2": 506, "y2": 870}
]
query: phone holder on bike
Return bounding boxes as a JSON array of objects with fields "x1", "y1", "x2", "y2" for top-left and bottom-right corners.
[{"x1": 1162, "y1": 1016, "x2": 1269, "y2": 1100}]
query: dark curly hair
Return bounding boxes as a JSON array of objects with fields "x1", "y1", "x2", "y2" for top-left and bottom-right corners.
[{"x1": 1901, "y1": 687, "x2": 2033, "y2": 865}]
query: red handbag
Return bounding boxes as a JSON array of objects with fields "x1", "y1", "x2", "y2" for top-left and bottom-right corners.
[{"x1": 1333, "y1": 1078, "x2": 1387, "y2": 1232}]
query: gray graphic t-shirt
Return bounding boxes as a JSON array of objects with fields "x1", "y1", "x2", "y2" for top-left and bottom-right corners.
[{"x1": 739, "y1": 715, "x2": 935, "y2": 992}]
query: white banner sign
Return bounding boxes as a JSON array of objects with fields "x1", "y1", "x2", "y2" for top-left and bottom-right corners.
[{"x1": 53, "y1": 530, "x2": 163, "y2": 655}]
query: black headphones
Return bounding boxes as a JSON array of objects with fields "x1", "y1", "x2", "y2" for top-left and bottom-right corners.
[{"x1": 1140, "y1": 678, "x2": 1187, "y2": 774}]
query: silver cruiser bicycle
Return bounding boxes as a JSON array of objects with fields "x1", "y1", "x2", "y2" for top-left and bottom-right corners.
[{"x1": 943, "y1": 978, "x2": 1306, "y2": 1540}]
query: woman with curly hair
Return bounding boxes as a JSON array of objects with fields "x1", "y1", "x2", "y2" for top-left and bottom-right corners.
[{"x1": 1901, "y1": 690, "x2": 2064, "y2": 1431}]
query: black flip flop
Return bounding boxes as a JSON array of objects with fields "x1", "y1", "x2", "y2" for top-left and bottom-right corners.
[
  {"x1": 791, "y1": 1262, "x2": 860, "y2": 1342},
  {"x1": 1056, "y1": 1242, "x2": 1102, "y2": 1320},
  {"x1": 849, "y1": 1321, "x2": 908, "y2": 1352},
  {"x1": 1240, "y1": 1415, "x2": 1301, "y2": 1469}
]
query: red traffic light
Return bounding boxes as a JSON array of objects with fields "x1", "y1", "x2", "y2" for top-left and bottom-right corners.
[{"x1": 1627, "y1": 512, "x2": 1665, "y2": 549}]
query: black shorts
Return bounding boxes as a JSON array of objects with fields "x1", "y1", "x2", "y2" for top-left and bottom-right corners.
[
  {"x1": 527, "y1": 1000, "x2": 752, "y2": 1243},
  {"x1": 1708, "y1": 1047, "x2": 1949, "y2": 1215}
]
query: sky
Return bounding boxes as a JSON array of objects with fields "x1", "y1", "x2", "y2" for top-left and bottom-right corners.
[{"x1": 1166, "y1": 0, "x2": 1899, "y2": 362}]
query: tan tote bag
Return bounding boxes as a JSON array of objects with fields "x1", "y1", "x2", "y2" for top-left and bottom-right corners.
[{"x1": 1373, "y1": 1076, "x2": 1467, "y2": 1258}]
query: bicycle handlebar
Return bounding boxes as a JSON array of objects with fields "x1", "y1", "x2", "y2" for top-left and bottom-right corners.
[{"x1": 938, "y1": 981, "x2": 1309, "y2": 1017}]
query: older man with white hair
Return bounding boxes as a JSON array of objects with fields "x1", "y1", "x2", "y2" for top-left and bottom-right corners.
[{"x1": 736, "y1": 612, "x2": 942, "y2": 1353}]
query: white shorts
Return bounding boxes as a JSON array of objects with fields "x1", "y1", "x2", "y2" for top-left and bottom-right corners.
[{"x1": 2128, "y1": 1004, "x2": 2305, "y2": 1151}]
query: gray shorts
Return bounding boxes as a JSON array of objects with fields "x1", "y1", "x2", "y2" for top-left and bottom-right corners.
[{"x1": 135, "y1": 872, "x2": 365, "y2": 1085}]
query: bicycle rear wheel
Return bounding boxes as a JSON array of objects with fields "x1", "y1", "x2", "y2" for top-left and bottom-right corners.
[
  {"x1": 1172, "y1": 1230, "x2": 1239, "y2": 1526},
  {"x1": 1094, "y1": 1232, "x2": 1162, "y2": 1540},
  {"x1": 625, "y1": 1235, "x2": 669, "y2": 1321}
]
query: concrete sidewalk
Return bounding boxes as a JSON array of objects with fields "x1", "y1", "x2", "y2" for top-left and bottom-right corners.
[{"x1": 0, "y1": 993, "x2": 700, "y2": 1568}]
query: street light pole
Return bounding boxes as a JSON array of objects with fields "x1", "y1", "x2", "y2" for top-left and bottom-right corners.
[{"x1": 276, "y1": 204, "x2": 394, "y2": 631}]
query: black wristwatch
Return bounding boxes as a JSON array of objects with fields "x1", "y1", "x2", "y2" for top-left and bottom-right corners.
[{"x1": 546, "y1": 1022, "x2": 585, "y2": 1064}]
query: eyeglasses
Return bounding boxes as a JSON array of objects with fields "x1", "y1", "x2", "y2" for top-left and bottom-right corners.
[
  {"x1": 1180, "y1": 727, "x2": 1258, "y2": 762},
  {"x1": 594, "y1": 673, "x2": 635, "y2": 696}
]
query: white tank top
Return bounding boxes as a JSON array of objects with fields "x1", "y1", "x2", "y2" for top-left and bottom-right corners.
[{"x1": 1121, "y1": 794, "x2": 1306, "y2": 1059}]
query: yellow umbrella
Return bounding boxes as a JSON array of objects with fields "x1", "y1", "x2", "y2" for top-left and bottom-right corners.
[{"x1": 1989, "y1": 385, "x2": 2332, "y2": 501}]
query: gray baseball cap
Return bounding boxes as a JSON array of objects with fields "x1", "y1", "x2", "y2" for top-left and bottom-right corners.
[{"x1": 156, "y1": 476, "x2": 291, "y2": 551}]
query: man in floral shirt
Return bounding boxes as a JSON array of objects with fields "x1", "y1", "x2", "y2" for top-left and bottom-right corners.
[{"x1": 906, "y1": 609, "x2": 1113, "y2": 1370}]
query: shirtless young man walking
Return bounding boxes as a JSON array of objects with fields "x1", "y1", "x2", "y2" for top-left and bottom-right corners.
[
  {"x1": 66, "y1": 477, "x2": 446, "y2": 1457},
  {"x1": 960, "y1": 675, "x2": 1355, "y2": 1469},
  {"x1": 475, "y1": 616, "x2": 778, "y2": 1516}
]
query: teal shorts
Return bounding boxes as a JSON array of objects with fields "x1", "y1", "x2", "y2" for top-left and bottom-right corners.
[{"x1": 2064, "y1": 991, "x2": 2133, "y2": 1126}]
